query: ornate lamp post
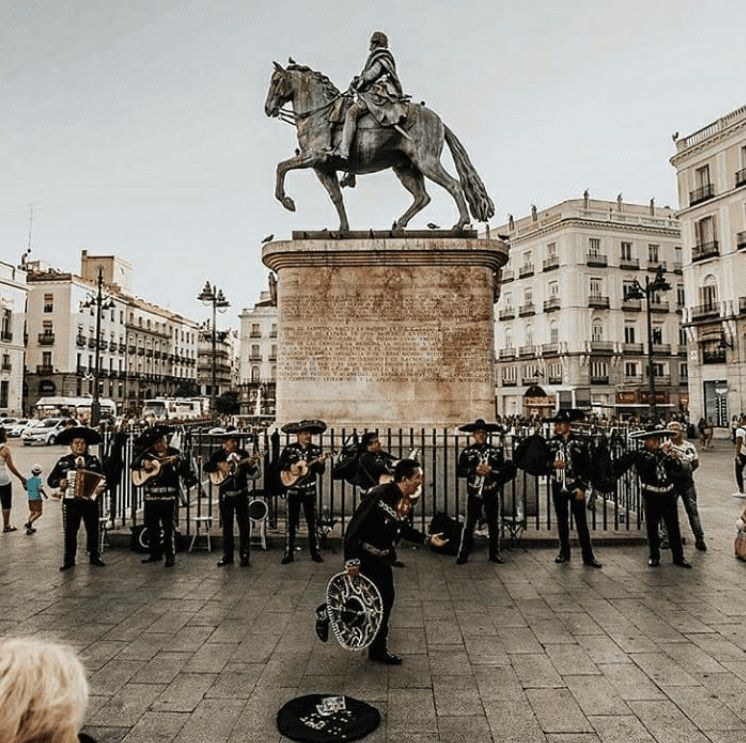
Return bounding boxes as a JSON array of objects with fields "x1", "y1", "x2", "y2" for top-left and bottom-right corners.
[
  {"x1": 81, "y1": 267, "x2": 115, "y2": 427},
  {"x1": 197, "y1": 281, "x2": 230, "y2": 417},
  {"x1": 623, "y1": 266, "x2": 672, "y2": 422}
]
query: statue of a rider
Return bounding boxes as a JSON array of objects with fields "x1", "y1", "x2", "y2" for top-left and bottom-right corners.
[{"x1": 333, "y1": 31, "x2": 409, "y2": 161}]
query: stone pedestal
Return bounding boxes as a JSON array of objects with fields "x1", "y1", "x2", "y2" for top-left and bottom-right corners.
[{"x1": 262, "y1": 232, "x2": 508, "y2": 428}]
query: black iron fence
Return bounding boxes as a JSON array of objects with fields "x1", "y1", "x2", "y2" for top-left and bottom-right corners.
[{"x1": 101, "y1": 425, "x2": 644, "y2": 544}]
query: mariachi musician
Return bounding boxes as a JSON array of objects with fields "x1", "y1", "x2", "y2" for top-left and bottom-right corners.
[
  {"x1": 355, "y1": 431, "x2": 395, "y2": 493},
  {"x1": 545, "y1": 410, "x2": 602, "y2": 568},
  {"x1": 203, "y1": 428, "x2": 261, "y2": 567},
  {"x1": 456, "y1": 418, "x2": 516, "y2": 565},
  {"x1": 131, "y1": 425, "x2": 187, "y2": 568},
  {"x1": 47, "y1": 426, "x2": 107, "y2": 571},
  {"x1": 613, "y1": 426, "x2": 691, "y2": 568},
  {"x1": 279, "y1": 419, "x2": 329, "y2": 564}
]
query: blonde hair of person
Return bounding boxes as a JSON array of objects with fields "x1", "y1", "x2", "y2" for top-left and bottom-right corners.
[{"x1": 0, "y1": 636, "x2": 89, "y2": 743}]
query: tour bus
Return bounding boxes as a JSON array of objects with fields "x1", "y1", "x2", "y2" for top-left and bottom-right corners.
[
  {"x1": 141, "y1": 397, "x2": 206, "y2": 421},
  {"x1": 34, "y1": 396, "x2": 117, "y2": 424}
]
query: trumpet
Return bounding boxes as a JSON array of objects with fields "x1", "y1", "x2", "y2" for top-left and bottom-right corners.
[
  {"x1": 474, "y1": 451, "x2": 491, "y2": 497},
  {"x1": 554, "y1": 448, "x2": 568, "y2": 493}
]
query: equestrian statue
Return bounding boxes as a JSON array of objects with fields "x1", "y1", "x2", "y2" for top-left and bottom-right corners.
[{"x1": 264, "y1": 31, "x2": 495, "y2": 232}]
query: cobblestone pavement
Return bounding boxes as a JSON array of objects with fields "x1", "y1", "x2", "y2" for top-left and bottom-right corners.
[{"x1": 1, "y1": 439, "x2": 745, "y2": 742}]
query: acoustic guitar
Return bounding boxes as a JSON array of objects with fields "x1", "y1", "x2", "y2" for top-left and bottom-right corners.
[
  {"x1": 131, "y1": 455, "x2": 180, "y2": 487},
  {"x1": 208, "y1": 451, "x2": 263, "y2": 486},
  {"x1": 280, "y1": 451, "x2": 333, "y2": 488}
]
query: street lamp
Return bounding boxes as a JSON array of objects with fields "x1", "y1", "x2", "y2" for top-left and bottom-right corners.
[
  {"x1": 623, "y1": 265, "x2": 672, "y2": 422},
  {"x1": 197, "y1": 281, "x2": 230, "y2": 417},
  {"x1": 81, "y1": 267, "x2": 115, "y2": 427}
]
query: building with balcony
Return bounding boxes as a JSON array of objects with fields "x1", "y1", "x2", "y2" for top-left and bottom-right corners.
[
  {"x1": 671, "y1": 103, "x2": 746, "y2": 426},
  {"x1": 0, "y1": 261, "x2": 28, "y2": 416},
  {"x1": 196, "y1": 321, "x2": 236, "y2": 401},
  {"x1": 493, "y1": 196, "x2": 685, "y2": 417},
  {"x1": 238, "y1": 289, "x2": 277, "y2": 417},
  {"x1": 25, "y1": 251, "x2": 200, "y2": 414}
]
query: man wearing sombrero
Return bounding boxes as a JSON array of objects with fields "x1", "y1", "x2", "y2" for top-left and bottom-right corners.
[
  {"x1": 131, "y1": 425, "x2": 186, "y2": 568},
  {"x1": 47, "y1": 426, "x2": 106, "y2": 571},
  {"x1": 545, "y1": 410, "x2": 602, "y2": 568},
  {"x1": 614, "y1": 426, "x2": 691, "y2": 568},
  {"x1": 279, "y1": 419, "x2": 329, "y2": 564},
  {"x1": 456, "y1": 419, "x2": 515, "y2": 565}
]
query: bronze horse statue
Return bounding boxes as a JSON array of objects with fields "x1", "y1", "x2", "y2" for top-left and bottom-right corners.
[{"x1": 264, "y1": 61, "x2": 495, "y2": 232}]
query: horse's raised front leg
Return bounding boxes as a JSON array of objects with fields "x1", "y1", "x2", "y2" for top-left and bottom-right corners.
[
  {"x1": 275, "y1": 153, "x2": 318, "y2": 212},
  {"x1": 313, "y1": 168, "x2": 350, "y2": 233}
]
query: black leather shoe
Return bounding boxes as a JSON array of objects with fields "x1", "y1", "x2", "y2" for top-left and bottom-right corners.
[
  {"x1": 90, "y1": 556, "x2": 106, "y2": 567},
  {"x1": 217, "y1": 556, "x2": 234, "y2": 567},
  {"x1": 142, "y1": 556, "x2": 161, "y2": 564},
  {"x1": 369, "y1": 650, "x2": 402, "y2": 665},
  {"x1": 648, "y1": 557, "x2": 660, "y2": 567},
  {"x1": 311, "y1": 553, "x2": 324, "y2": 563},
  {"x1": 59, "y1": 561, "x2": 75, "y2": 571},
  {"x1": 584, "y1": 558, "x2": 602, "y2": 569},
  {"x1": 240, "y1": 557, "x2": 250, "y2": 567},
  {"x1": 164, "y1": 556, "x2": 176, "y2": 568},
  {"x1": 673, "y1": 559, "x2": 692, "y2": 568},
  {"x1": 281, "y1": 554, "x2": 294, "y2": 565},
  {"x1": 695, "y1": 540, "x2": 707, "y2": 552},
  {"x1": 489, "y1": 554, "x2": 505, "y2": 564},
  {"x1": 554, "y1": 554, "x2": 570, "y2": 564},
  {"x1": 456, "y1": 555, "x2": 468, "y2": 565}
]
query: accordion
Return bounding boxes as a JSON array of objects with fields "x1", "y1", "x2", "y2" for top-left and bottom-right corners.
[{"x1": 72, "y1": 468, "x2": 105, "y2": 500}]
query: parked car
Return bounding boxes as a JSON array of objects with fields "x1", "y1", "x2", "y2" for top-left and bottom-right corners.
[
  {"x1": 22, "y1": 418, "x2": 79, "y2": 446},
  {"x1": 8, "y1": 419, "x2": 30, "y2": 437},
  {"x1": 0, "y1": 417, "x2": 18, "y2": 429}
]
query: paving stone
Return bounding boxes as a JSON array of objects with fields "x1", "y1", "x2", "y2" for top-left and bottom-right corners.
[
  {"x1": 629, "y1": 652, "x2": 700, "y2": 687},
  {"x1": 121, "y1": 711, "x2": 189, "y2": 743},
  {"x1": 433, "y1": 674, "x2": 483, "y2": 717},
  {"x1": 565, "y1": 675, "x2": 631, "y2": 716},
  {"x1": 152, "y1": 673, "x2": 217, "y2": 712},
  {"x1": 588, "y1": 715, "x2": 656, "y2": 743},
  {"x1": 437, "y1": 714, "x2": 492, "y2": 742},
  {"x1": 512, "y1": 653, "x2": 565, "y2": 688},
  {"x1": 627, "y1": 699, "x2": 711, "y2": 743},
  {"x1": 599, "y1": 663, "x2": 666, "y2": 701},
  {"x1": 662, "y1": 685, "x2": 745, "y2": 731},
  {"x1": 89, "y1": 683, "x2": 166, "y2": 727},
  {"x1": 545, "y1": 643, "x2": 600, "y2": 676},
  {"x1": 526, "y1": 688, "x2": 593, "y2": 733},
  {"x1": 484, "y1": 699, "x2": 546, "y2": 743}
]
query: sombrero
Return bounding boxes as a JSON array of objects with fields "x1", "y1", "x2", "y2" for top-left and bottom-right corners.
[
  {"x1": 281, "y1": 419, "x2": 327, "y2": 435},
  {"x1": 458, "y1": 418, "x2": 502, "y2": 433},
  {"x1": 210, "y1": 426, "x2": 254, "y2": 441},
  {"x1": 134, "y1": 425, "x2": 172, "y2": 450},
  {"x1": 57, "y1": 426, "x2": 102, "y2": 446},
  {"x1": 629, "y1": 426, "x2": 674, "y2": 441},
  {"x1": 547, "y1": 409, "x2": 585, "y2": 424}
]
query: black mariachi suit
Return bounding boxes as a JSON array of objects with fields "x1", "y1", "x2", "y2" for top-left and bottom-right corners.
[
  {"x1": 344, "y1": 483, "x2": 429, "y2": 658},
  {"x1": 615, "y1": 447, "x2": 685, "y2": 563},
  {"x1": 456, "y1": 443, "x2": 507, "y2": 561},
  {"x1": 203, "y1": 448, "x2": 260, "y2": 562},
  {"x1": 48, "y1": 452, "x2": 104, "y2": 564},
  {"x1": 546, "y1": 434, "x2": 595, "y2": 563},
  {"x1": 131, "y1": 447, "x2": 184, "y2": 562},
  {"x1": 355, "y1": 450, "x2": 395, "y2": 493},
  {"x1": 280, "y1": 442, "x2": 325, "y2": 558}
]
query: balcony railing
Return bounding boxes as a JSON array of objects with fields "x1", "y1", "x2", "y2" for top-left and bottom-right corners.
[
  {"x1": 622, "y1": 298, "x2": 642, "y2": 312},
  {"x1": 76, "y1": 334, "x2": 86, "y2": 347},
  {"x1": 647, "y1": 260, "x2": 667, "y2": 271},
  {"x1": 498, "y1": 308, "x2": 515, "y2": 320},
  {"x1": 518, "y1": 345, "x2": 537, "y2": 358},
  {"x1": 542, "y1": 257, "x2": 559, "y2": 271},
  {"x1": 501, "y1": 378, "x2": 517, "y2": 387},
  {"x1": 692, "y1": 241, "x2": 719, "y2": 262},
  {"x1": 547, "y1": 375, "x2": 562, "y2": 384},
  {"x1": 652, "y1": 343, "x2": 672, "y2": 355},
  {"x1": 703, "y1": 348, "x2": 726, "y2": 364},
  {"x1": 518, "y1": 264, "x2": 535, "y2": 278},
  {"x1": 624, "y1": 375, "x2": 644, "y2": 385},
  {"x1": 501, "y1": 269, "x2": 514, "y2": 283},
  {"x1": 249, "y1": 332, "x2": 262, "y2": 338},
  {"x1": 649, "y1": 300, "x2": 670, "y2": 313},
  {"x1": 36, "y1": 365, "x2": 53, "y2": 375},
  {"x1": 541, "y1": 342, "x2": 560, "y2": 356},
  {"x1": 653, "y1": 374, "x2": 672, "y2": 386},
  {"x1": 543, "y1": 297, "x2": 561, "y2": 312},
  {"x1": 269, "y1": 331, "x2": 278, "y2": 338},
  {"x1": 622, "y1": 343, "x2": 644, "y2": 355},
  {"x1": 588, "y1": 295, "x2": 610, "y2": 309},
  {"x1": 518, "y1": 303, "x2": 536, "y2": 317},
  {"x1": 737, "y1": 232, "x2": 746, "y2": 251},
  {"x1": 689, "y1": 183, "x2": 715, "y2": 206},
  {"x1": 498, "y1": 348, "x2": 515, "y2": 360},
  {"x1": 673, "y1": 261, "x2": 683, "y2": 273},
  {"x1": 736, "y1": 168, "x2": 746, "y2": 188},
  {"x1": 619, "y1": 257, "x2": 639, "y2": 270},
  {"x1": 268, "y1": 355, "x2": 278, "y2": 362},
  {"x1": 590, "y1": 375, "x2": 609, "y2": 385},
  {"x1": 589, "y1": 341, "x2": 614, "y2": 354},
  {"x1": 1, "y1": 360, "x2": 11, "y2": 371},
  {"x1": 38, "y1": 333, "x2": 55, "y2": 345},
  {"x1": 522, "y1": 375, "x2": 539, "y2": 385},
  {"x1": 690, "y1": 303, "x2": 720, "y2": 321},
  {"x1": 88, "y1": 338, "x2": 96, "y2": 349},
  {"x1": 249, "y1": 354, "x2": 263, "y2": 362},
  {"x1": 586, "y1": 253, "x2": 608, "y2": 267},
  {"x1": 678, "y1": 345, "x2": 688, "y2": 356}
]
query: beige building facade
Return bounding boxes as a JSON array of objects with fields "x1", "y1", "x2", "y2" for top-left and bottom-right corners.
[
  {"x1": 0, "y1": 261, "x2": 28, "y2": 416},
  {"x1": 671, "y1": 104, "x2": 746, "y2": 427},
  {"x1": 494, "y1": 197, "x2": 686, "y2": 418},
  {"x1": 238, "y1": 290, "x2": 277, "y2": 416}
]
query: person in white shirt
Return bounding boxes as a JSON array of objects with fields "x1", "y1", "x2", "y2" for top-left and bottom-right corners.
[
  {"x1": 666, "y1": 421, "x2": 706, "y2": 551},
  {"x1": 734, "y1": 414, "x2": 746, "y2": 498}
]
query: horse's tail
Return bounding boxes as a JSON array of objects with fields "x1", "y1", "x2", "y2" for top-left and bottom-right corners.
[{"x1": 444, "y1": 126, "x2": 495, "y2": 223}]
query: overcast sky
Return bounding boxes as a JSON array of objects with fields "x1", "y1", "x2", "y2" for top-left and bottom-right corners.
[{"x1": 2, "y1": 0, "x2": 744, "y2": 322}]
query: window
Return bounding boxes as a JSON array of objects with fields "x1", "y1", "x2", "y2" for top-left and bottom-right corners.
[
  {"x1": 42, "y1": 321, "x2": 53, "y2": 336},
  {"x1": 741, "y1": 145, "x2": 746, "y2": 169},
  {"x1": 695, "y1": 216, "x2": 716, "y2": 246},
  {"x1": 624, "y1": 325, "x2": 636, "y2": 344},
  {"x1": 548, "y1": 282, "x2": 559, "y2": 297},
  {"x1": 589, "y1": 238, "x2": 601, "y2": 256},
  {"x1": 251, "y1": 366, "x2": 260, "y2": 383},
  {"x1": 590, "y1": 361, "x2": 608, "y2": 378},
  {"x1": 43, "y1": 293, "x2": 54, "y2": 313},
  {"x1": 591, "y1": 320, "x2": 604, "y2": 342},
  {"x1": 653, "y1": 363, "x2": 665, "y2": 377},
  {"x1": 625, "y1": 362, "x2": 638, "y2": 377},
  {"x1": 501, "y1": 366, "x2": 517, "y2": 382},
  {"x1": 251, "y1": 344, "x2": 260, "y2": 359},
  {"x1": 523, "y1": 288, "x2": 532, "y2": 305},
  {"x1": 589, "y1": 277, "x2": 602, "y2": 296},
  {"x1": 1, "y1": 309, "x2": 11, "y2": 339},
  {"x1": 0, "y1": 381, "x2": 7, "y2": 408},
  {"x1": 700, "y1": 274, "x2": 718, "y2": 309},
  {"x1": 251, "y1": 323, "x2": 261, "y2": 337},
  {"x1": 620, "y1": 241, "x2": 633, "y2": 260},
  {"x1": 676, "y1": 284, "x2": 685, "y2": 307},
  {"x1": 674, "y1": 246, "x2": 682, "y2": 266},
  {"x1": 270, "y1": 323, "x2": 277, "y2": 337},
  {"x1": 549, "y1": 320, "x2": 559, "y2": 344},
  {"x1": 678, "y1": 327, "x2": 687, "y2": 346},
  {"x1": 504, "y1": 291, "x2": 513, "y2": 309},
  {"x1": 504, "y1": 327, "x2": 513, "y2": 348},
  {"x1": 523, "y1": 251, "x2": 532, "y2": 267},
  {"x1": 547, "y1": 242, "x2": 557, "y2": 257},
  {"x1": 648, "y1": 244, "x2": 659, "y2": 263},
  {"x1": 623, "y1": 280, "x2": 635, "y2": 299},
  {"x1": 652, "y1": 325, "x2": 663, "y2": 344},
  {"x1": 695, "y1": 164, "x2": 710, "y2": 188},
  {"x1": 548, "y1": 361, "x2": 561, "y2": 379},
  {"x1": 525, "y1": 325, "x2": 533, "y2": 347},
  {"x1": 42, "y1": 351, "x2": 51, "y2": 367},
  {"x1": 679, "y1": 363, "x2": 688, "y2": 380}
]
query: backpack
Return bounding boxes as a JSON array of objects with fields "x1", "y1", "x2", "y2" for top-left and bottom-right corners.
[
  {"x1": 588, "y1": 434, "x2": 616, "y2": 494},
  {"x1": 331, "y1": 433, "x2": 360, "y2": 486}
]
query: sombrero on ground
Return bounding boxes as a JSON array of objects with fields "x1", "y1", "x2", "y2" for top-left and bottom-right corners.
[
  {"x1": 281, "y1": 419, "x2": 327, "y2": 435},
  {"x1": 56, "y1": 426, "x2": 102, "y2": 446}
]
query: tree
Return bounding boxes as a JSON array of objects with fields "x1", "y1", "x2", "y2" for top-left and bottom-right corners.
[
  {"x1": 174, "y1": 380, "x2": 199, "y2": 397},
  {"x1": 216, "y1": 391, "x2": 240, "y2": 415}
]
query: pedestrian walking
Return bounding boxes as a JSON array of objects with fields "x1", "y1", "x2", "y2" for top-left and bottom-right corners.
[
  {"x1": 23, "y1": 464, "x2": 48, "y2": 535},
  {"x1": 0, "y1": 427, "x2": 26, "y2": 533},
  {"x1": 734, "y1": 414, "x2": 746, "y2": 499}
]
